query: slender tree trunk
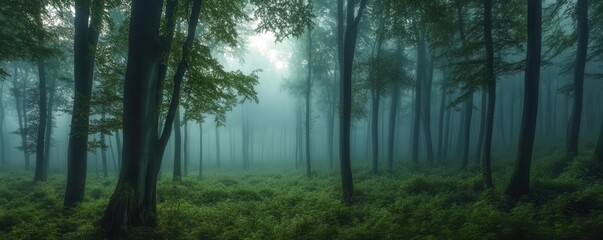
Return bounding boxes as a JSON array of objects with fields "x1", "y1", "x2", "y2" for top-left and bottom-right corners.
[
  {"x1": 339, "y1": 0, "x2": 367, "y2": 204},
  {"x1": 43, "y1": 70, "x2": 56, "y2": 176},
  {"x1": 371, "y1": 90, "x2": 380, "y2": 173},
  {"x1": 198, "y1": 121, "x2": 203, "y2": 178},
  {"x1": 388, "y1": 72, "x2": 400, "y2": 172},
  {"x1": 65, "y1": 0, "x2": 104, "y2": 207},
  {"x1": 565, "y1": 0, "x2": 588, "y2": 158},
  {"x1": 482, "y1": 0, "x2": 494, "y2": 188},
  {"x1": 173, "y1": 107, "x2": 182, "y2": 181},
  {"x1": 12, "y1": 65, "x2": 30, "y2": 170},
  {"x1": 442, "y1": 94, "x2": 452, "y2": 161},
  {"x1": 421, "y1": 41, "x2": 434, "y2": 164},
  {"x1": 34, "y1": 61, "x2": 47, "y2": 182},
  {"x1": 0, "y1": 83, "x2": 5, "y2": 167},
  {"x1": 109, "y1": 130, "x2": 117, "y2": 173},
  {"x1": 506, "y1": 0, "x2": 541, "y2": 199},
  {"x1": 411, "y1": 32, "x2": 423, "y2": 164},
  {"x1": 101, "y1": 114, "x2": 108, "y2": 178},
  {"x1": 215, "y1": 126, "x2": 220, "y2": 168},
  {"x1": 457, "y1": 0, "x2": 473, "y2": 169},
  {"x1": 306, "y1": 26, "x2": 312, "y2": 178},
  {"x1": 437, "y1": 72, "x2": 448, "y2": 163},
  {"x1": 475, "y1": 91, "x2": 486, "y2": 165},
  {"x1": 184, "y1": 121, "x2": 188, "y2": 176}
]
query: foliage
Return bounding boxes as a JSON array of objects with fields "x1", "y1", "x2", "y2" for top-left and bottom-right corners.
[{"x1": 1, "y1": 147, "x2": 602, "y2": 239}]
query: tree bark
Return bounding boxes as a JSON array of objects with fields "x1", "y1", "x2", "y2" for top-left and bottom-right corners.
[
  {"x1": 506, "y1": 0, "x2": 541, "y2": 199},
  {"x1": 215, "y1": 126, "x2": 221, "y2": 168},
  {"x1": 411, "y1": 32, "x2": 423, "y2": 165},
  {"x1": 65, "y1": 0, "x2": 104, "y2": 207},
  {"x1": 387, "y1": 47, "x2": 400, "y2": 171},
  {"x1": 43, "y1": 68, "x2": 56, "y2": 177},
  {"x1": 565, "y1": 0, "x2": 588, "y2": 158},
  {"x1": 34, "y1": 61, "x2": 47, "y2": 182},
  {"x1": 115, "y1": 129, "x2": 122, "y2": 172}
]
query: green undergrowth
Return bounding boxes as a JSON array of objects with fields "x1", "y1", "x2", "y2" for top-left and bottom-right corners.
[{"x1": 1, "y1": 151, "x2": 602, "y2": 239}]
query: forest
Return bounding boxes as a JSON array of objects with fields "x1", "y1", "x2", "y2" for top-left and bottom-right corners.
[{"x1": 0, "y1": 0, "x2": 602, "y2": 239}]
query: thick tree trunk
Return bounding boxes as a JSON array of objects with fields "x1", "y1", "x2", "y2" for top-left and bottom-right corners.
[
  {"x1": 506, "y1": 0, "x2": 541, "y2": 199},
  {"x1": 34, "y1": 61, "x2": 47, "y2": 182},
  {"x1": 65, "y1": 0, "x2": 104, "y2": 207},
  {"x1": 482, "y1": 0, "x2": 494, "y2": 188},
  {"x1": 565, "y1": 0, "x2": 588, "y2": 158},
  {"x1": 173, "y1": 107, "x2": 182, "y2": 181},
  {"x1": 457, "y1": 0, "x2": 473, "y2": 169}
]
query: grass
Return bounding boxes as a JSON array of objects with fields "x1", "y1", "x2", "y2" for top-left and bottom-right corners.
[{"x1": 0, "y1": 150, "x2": 602, "y2": 239}]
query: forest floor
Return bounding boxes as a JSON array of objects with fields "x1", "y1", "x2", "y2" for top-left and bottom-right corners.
[{"x1": 1, "y1": 147, "x2": 603, "y2": 239}]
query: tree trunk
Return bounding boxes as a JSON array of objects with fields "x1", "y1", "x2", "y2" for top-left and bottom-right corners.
[
  {"x1": 173, "y1": 107, "x2": 182, "y2": 181},
  {"x1": 482, "y1": 0, "x2": 494, "y2": 188},
  {"x1": 565, "y1": 0, "x2": 588, "y2": 158},
  {"x1": 457, "y1": 0, "x2": 473, "y2": 169},
  {"x1": 115, "y1": 129, "x2": 122, "y2": 172},
  {"x1": 65, "y1": 0, "x2": 104, "y2": 207},
  {"x1": 595, "y1": 121, "x2": 603, "y2": 162},
  {"x1": 339, "y1": 0, "x2": 367, "y2": 204},
  {"x1": 102, "y1": 0, "x2": 204, "y2": 237},
  {"x1": 475, "y1": 90, "x2": 486, "y2": 165},
  {"x1": 306, "y1": 26, "x2": 312, "y2": 178},
  {"x1": 184, "y1": 120, "x2": 188, "y2": 176},
  {"x1": 34, "y1": 61, "x2": 47, "y2": 182},
  {"x1": 371, "y1": 90, "x2": 380, "y2": 173},
  {"x1": 421, "y1": 39, "x2": 434, "y2": 165},
  {"x1": 101, "y1": 114, "x2": 109, "y2": 178},
  {"x1": 198, "y1": 121, "x2": 203, "y2": 178},
  {"x1": 506, "y1": 0, "x2": 541, "y2": 199},
  {"x1": 43, "y1": 69, "x2": 56, "y2": 176},
  {"x1": 215, "y1": 126, "x2": 221, "y2": 167},
  {"x1": 442, "y1": 94, "x2": 452, "y2": 161},
  {"x1": 411, "y1": 35, "x2": 423, "y2": 165},
  {"x1": 0, "y1": 82, "x2": 5, "y2": 166},
  {"x1": 387, "y1": 70, "x2": 400, "y2": 172},
  {"x1": 12, "y1": 65, "x2": 30, "y2": 170},
  {"x1": 437, "y1": 72, "x2": 448, "y2": 163}
]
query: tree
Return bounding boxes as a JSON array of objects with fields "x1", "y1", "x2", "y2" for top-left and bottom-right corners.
[
  {"x1": 340, "y1": 0, "x2": 368, "y2": 204},
  {"x1": 506, "y1": 0, "x2": 542, "y2": 200},
  {"x1": 565, "y1": 0, "x2": 589, "y2": 158},
  {"x1": 64, "y1": 0, "x2": 106, "y2": 207},
  {"x1": 100, "y1": 0, "x2": 310, "y2": 236},
  {"x1": 482, "y1": 0, "x2": 494, "y2": 188},
  {"x1": 34, "y1": 61, "x2": 47, "y2": 182},
  {"x1": 595, "y1": 121, "x2": 603, "y2": 162}
]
